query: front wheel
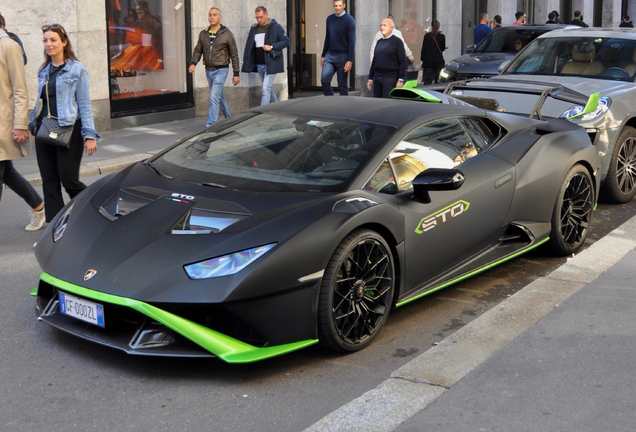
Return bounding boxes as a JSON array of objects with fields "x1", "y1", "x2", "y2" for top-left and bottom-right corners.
[
  {"x1": 546, "y1": 164, "x2": 594, "y2": 256},
  {"x1": 318, "y1": 229, "x2": 395, "y2": 352},
  {"x1": 601, "y1": 126, "x2": 636, "y2": 203}
]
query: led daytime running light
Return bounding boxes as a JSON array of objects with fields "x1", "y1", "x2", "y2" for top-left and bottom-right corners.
[{"x1": 184, "y1": 243, "x2": 277, "y2": 279}]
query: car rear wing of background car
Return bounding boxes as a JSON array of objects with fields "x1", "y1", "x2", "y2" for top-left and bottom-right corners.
[{"x1": 441, "y1": 79, "x2": 599, "y2": 121}]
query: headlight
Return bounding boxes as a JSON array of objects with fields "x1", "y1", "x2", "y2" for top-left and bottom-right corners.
[
  {"x1": 184, "y1": 243, "x2": 277, "y2": 279},
  {"x1": 53, "y1": 202, "x2": 75, "y2": 242},
  {"x1": 560, "y1": 97, "x2": 611, "y2": 121}
]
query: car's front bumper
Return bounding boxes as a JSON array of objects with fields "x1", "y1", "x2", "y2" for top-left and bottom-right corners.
[{"x1": 33, "y1": 272, "x2": 318, "y2": 363}]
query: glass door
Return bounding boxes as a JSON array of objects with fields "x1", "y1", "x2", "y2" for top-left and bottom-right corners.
[{"x1": 288, "y1": 0, "x2": 355, "y2": 96}]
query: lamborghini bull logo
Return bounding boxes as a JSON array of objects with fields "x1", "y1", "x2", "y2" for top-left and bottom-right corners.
[{"x1": 415, "y1": 200, "x2": 470, "y2": 234}]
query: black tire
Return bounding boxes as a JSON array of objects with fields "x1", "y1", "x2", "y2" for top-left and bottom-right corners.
[
  {"x1": 601, "y1": 126, "x2": 636, "y2": 203},
  {"x1": 318, "y1": 229, "x2": 395, "y2": 352},
  {"x1": 546, "y1": 164, "x2": 594, "y2": 256}
]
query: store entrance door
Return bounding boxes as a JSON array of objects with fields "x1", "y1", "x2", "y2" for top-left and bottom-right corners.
[{"x1": 287, "y1": 0, "x2": 354, "y2": 97}]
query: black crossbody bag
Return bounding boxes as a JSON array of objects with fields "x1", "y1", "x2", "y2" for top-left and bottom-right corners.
[{"x1": 36, "y1": 79, "x2": 73, "y2": 149}]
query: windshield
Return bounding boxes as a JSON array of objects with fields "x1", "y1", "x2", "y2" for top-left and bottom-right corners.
[
  {"x1": 474, "y1": 28, "x2": 549, "y2": 53},
  {"x1": 151, "y1": 113, "x2": 395, "y2": 193},
  {"x1": 504, "y1": 36, "x2": 636, "y2": 81}
]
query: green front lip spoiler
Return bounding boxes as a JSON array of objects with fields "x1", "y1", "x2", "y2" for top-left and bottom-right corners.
[{"x1": 33, "y1": 272, "x2": 318, "y2": 363}]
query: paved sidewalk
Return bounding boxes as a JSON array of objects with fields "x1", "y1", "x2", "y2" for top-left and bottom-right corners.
[
  {"x1": 11, "y1": 117, "x2": 205, "y2": 186},
  {"x1": 306, "y1": 215, "x2": 636, "y2": 431}
]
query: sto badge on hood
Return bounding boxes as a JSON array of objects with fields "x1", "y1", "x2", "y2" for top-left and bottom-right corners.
[{"x1": 84, "y1": 269, "x2": 97, "y2": 281}]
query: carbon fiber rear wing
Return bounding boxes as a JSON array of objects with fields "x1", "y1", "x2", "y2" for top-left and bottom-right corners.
[{"x1": 442, "y1": 79, "x2": 599, "y2": 121}]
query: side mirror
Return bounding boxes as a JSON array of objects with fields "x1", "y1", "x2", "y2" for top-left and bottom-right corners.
[
  {"x1": 498, "y1": 60, "x2": 510, "y2": 74},
  {"x1": 412, "y1": 168, "x2": 465, "y2": 203},
  {"x1": 465, "y1": 44, "x2": 475, "y2": 54}
]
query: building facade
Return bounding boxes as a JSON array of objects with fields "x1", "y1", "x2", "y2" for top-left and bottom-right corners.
[{"x1": 3, "y1": 0, "x2": 633, "y2": 132}]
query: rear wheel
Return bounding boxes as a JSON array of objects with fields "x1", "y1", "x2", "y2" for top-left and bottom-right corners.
[
  {"x1": 318, "y1": 229, "x2": 395, "y2": 352},
  {"x1": 601, "y1": 126, "x2": 636, "y2": 203},
  {"x1": 546, "y1": 164, "x2": 594, "y2": 256}
]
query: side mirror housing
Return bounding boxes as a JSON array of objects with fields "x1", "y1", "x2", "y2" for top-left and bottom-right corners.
[
  {"x1": 465, "y1": 44, "x2": 475, "y2": 54},
  {"x1": 412, "y1": 168, "x2": 465, "y2": 203},
  {"x1": 498, "y1": 60, "x2": 510, "y2": 74}
]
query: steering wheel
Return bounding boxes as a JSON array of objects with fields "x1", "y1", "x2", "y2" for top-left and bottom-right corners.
[{"x1": 600, "y1": 67, "x2": 631, "y2": 79}]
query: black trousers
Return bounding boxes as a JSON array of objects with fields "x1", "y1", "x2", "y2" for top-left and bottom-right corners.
[
  {"x1": 422, "y1": 66, "x2": 442, "y2": 85},
  {"x1": 373, "y1": 70, "x2": 399, "y2": 98},
  {"x1": 35, "y1": 127, "x2": 86, "y2": 222},
  {"x1": 0, "y1": 160, "x2": 43, "y2": 208}
]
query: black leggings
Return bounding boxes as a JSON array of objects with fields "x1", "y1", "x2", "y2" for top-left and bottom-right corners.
[{"x1": 35, "y1": 127, "x2": 86, "y2": 222}]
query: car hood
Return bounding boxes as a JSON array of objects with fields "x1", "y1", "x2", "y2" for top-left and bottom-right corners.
[
  {"x1": 34, "y1": 163, "x2": 342, "y2": 302},
  {"x1": 450, "y1": 52, "x2": 515, "y2": 75}
]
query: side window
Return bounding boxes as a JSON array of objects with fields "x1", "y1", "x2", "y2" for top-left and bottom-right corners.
[
  {"x1": 364, "y1": 118, "x2": 480, "y2": 193},
  {"x1": 460, "y1": 118, "x2": 498, "y2": 151}
]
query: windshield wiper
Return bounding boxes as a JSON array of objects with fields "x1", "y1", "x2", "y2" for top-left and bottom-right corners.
[
  {"x1": 201, "y1": 182, "x2": 227, "y2": 189},
  {"x1": 145, "y1": 161, "x2": 173, "y2": 179}
]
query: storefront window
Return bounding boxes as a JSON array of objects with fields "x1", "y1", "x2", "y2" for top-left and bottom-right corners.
[
  {"x1": 390, "y1": 0, "x2": 434, "y2": 64},
  {"x1": 107, "y1": 0, "x2": 191, "y2": 116}
]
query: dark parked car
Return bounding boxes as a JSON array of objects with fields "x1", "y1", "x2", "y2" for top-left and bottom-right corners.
[
  {"x1": 33, "y1": 95, "x2": 600, "y2": 363},
  {"x1": 440, "y1": 25, "x2": 570, "y2": 82}
]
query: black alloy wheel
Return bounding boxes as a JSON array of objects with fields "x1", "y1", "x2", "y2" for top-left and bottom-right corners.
[
  {"x1": 318, "y1": 229, "x2": 395, "y2": 352},
  {"x1": 547, "y1": 164, "x2": 594, "y2": 256},
  {"x1": 601, "y1": 126, "x2": 636, "y2": 203}
]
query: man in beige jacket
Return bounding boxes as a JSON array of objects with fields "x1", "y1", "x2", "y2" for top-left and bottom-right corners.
[{"x1": 0, "y1": 28, "x2": 45, "y2": 231}]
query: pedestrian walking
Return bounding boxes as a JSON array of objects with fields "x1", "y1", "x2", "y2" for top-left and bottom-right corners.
[
  {"x1": 473, "y1": 13, "x2": 492, "y2": 46},
  {"x1": 546, "y1": 12, "x2": 557, "y2": 24},
  {"x1": 242, "y1": 6, "x2": 290, "y2": 105},
  {"x1": 493, "y1": 15, "x2": 502, "y2": 29},
  {"x1": 513, "y1": 11, "x2": 526, "y2": 25},
  {"x1": 570, "y1": 10, "x2": 589, "y2": 27},
  {"x1": 420, "y1": 20, "x2": 445, "y2": 85},
  {"x1": 367, "y1": 18, "x2": 406, "y2": 98},
  {"x1": 369, "y1": 15, "x2": 414, "y2": 67},
  {"x1": 0, "y1": 13, "x2": 26, "y2": 64},
  {"x1": 320, "y1": 0, "x2": 356, "y2": 96},
  {"x1": 0, "y1": 26, "x2": 45, "y2": 230},
  {"x1": 620, "y1": 15, "x2": 634, "y2": 28},
  {"x1": 401, "y1": 12, "x2": 424, "y2": 63},
  {"x1": 28, "y1": 23, "x2": 100, "y2": 224},
  {"x1": 189, "y1": 7, "x2": 240, "y2": 127}
]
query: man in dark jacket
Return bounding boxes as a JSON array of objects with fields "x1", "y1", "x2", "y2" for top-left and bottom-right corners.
[
  {"x1": 242, "y1": 6, "x2": 290, "y2": 105},
  {"x1": 570, "y1": 10, "x2": 589, "y2": 27},
  {"x1": 189, "y1": 7, "x2": 240, "y2": 127},
  {"x1": 620, "y1": 15, "x2": 634, "y2": 28}
]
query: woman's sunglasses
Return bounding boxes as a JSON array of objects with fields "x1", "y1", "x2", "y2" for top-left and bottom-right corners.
[{"x1": 41, "y1": 24, "x2": 67, "y2": 36}]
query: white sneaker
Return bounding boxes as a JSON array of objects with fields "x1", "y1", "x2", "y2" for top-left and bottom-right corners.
[{"x1": 26, "y1": 208, "x2": 45, "y2": 231}]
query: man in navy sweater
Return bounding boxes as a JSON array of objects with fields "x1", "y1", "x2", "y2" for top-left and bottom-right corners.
[
  {"x1": 367, "y1": 18, "x2": 406, "y2": 98},
  {"x1": 320, "y1": 0, "x2": 356, "y2": 95},
  {"x1": 473, "y1": 13, "x2": 492, "y2": 46}
]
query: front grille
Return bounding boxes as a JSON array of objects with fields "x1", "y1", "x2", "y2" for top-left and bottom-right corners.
[{"x1": 36, "y1": 280, "x2": 268, "y2": 351}]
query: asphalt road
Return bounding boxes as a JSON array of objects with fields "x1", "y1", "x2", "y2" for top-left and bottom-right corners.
[{"x1": 1, "y1": 178, "x2": 635, "y2": 432}]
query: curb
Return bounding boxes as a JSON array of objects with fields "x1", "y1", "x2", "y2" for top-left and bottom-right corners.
[{"x1": 304, "y1": 215, "x2": 636, "y2": 432}]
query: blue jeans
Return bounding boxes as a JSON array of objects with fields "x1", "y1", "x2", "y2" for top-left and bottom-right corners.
[
  {"x1": 257, "y1": 64, "x2": 278, "y2": 105},
  {"x1": 321, "y1": 51, "x2": 349, "y2": 96},
  {"x1": 0, "y1": 160, "x2": 43, "y2": 209},
  {"x1": 205, "y1": 68, "x2": 231, "y2": 127}
]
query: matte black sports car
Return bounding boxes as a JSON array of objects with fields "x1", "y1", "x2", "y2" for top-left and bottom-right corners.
[{"x1": 33, "y1": 95, "x2": 601, "y2": 363}]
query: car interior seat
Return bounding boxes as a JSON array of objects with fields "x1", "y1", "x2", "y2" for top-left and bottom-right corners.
[
  {"x1": 561, "y1": 44, "x2": 604, "y2": 75},
  {"x1": 623, "y1": 47, "x2": 636, "y2": 77}
]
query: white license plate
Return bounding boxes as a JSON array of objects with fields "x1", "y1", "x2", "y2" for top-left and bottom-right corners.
[{"x1": 58, "y1": 292, "x2": 105, "y2": 327}]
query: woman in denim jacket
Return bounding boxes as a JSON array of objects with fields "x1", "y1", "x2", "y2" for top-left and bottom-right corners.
[{"x1": 29, "y1": 24, "x2": 100, "y2": 223}]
